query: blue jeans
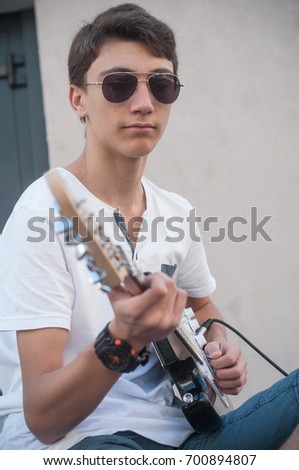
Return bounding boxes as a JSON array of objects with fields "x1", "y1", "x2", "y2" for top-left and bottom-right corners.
[{"x1": 69, "y1": 369, "x2": 299, "y2": 450}]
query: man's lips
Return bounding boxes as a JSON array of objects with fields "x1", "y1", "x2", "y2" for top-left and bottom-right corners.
[{"x1": 124, "y1": 123, "x2": 156, "y2": 129}]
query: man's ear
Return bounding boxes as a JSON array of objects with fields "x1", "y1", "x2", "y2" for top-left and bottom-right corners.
[{"x1": 69, "y1": 84, "x2": 86, "y2": 120}]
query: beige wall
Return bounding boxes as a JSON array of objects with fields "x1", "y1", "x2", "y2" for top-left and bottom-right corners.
[{"x1": 34, "y1": 0, "x2": 299, "y2": 407}]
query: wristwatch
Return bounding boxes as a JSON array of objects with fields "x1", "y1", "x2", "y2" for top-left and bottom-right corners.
[{"x1": 94, "y1": 323, "x2": 150, "y2": 373}]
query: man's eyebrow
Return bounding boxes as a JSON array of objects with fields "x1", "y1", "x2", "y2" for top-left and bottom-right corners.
[
  {"x1": 97, "y1": 66, "x2": 174, "y2": 78},
  {"x1": 151, "y1": 67, "x2": 174, "y2": 74}
]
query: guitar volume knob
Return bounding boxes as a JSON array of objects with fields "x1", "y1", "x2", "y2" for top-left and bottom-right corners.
[{"x1": 183, "y1": 393, "x2": 194, "y2": 404}]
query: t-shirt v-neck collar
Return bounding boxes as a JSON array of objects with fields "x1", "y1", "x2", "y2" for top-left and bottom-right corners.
[
  {"x1": 57, "y1": 167, "x2": 150, "y2": 216},
  {"x1": 57, "y1": 167, "x2": 151, "y2": 256}
]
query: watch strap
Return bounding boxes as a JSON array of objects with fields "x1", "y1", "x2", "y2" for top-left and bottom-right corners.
[{"x1": 94, "y1": 323, "x2": 150, "y2": 372}]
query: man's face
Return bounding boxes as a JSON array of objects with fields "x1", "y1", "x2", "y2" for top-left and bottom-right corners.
[{"x1": 77, "y1": 40, "x2": 175, "y2": 159}]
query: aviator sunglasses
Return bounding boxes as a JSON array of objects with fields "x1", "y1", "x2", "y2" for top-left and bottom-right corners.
[{"x1": 85, "y1": 72, "x2": 183, "y2": 104}]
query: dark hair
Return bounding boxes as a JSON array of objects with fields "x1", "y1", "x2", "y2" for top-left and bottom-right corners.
[{"x1": 68, "y1": 3, "x2": 178, "y2": 87}]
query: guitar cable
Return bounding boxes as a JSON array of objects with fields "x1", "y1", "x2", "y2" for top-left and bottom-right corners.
[{"x1": 198, "y1": 318, "x2": 289, "y2": 377}]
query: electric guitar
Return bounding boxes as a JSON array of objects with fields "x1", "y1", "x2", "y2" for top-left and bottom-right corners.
[{"x1": 46, "y1": 170, "x2": 232, "y2": 431}]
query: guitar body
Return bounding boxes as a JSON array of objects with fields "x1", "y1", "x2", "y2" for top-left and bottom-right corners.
[
  {"x1": 153, "y1": 338, "x2": 223, "y2": 431},
  {"x1": 46, "y1": 169, "x2": 231, "y2": 432}
]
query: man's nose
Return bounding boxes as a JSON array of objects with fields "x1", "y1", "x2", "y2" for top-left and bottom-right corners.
[{"x1": 129, "y1": 80, "x2": 155, "y2": 113}]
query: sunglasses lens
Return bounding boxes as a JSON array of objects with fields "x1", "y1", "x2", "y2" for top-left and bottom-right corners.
[
  {"x1": 102, "y1": 73, "x2": 138, "y2": 103},
  {"x1": 149, "y1": 74, "x2": 181, "y2": 104}
]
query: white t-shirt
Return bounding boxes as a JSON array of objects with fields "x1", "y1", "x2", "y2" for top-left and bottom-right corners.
[{"x1": 0, "y1": 168, "x2": 216, "y2": 449}]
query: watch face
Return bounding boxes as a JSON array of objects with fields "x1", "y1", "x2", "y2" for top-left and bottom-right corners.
[{"x1": 101, "y1": 346, "x2": 133, "y2": 371}]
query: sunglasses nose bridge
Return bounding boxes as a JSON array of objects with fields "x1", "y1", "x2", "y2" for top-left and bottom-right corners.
[
  {"x1": 134, "y1": 77, "x2": 150, "y2": 93},
  {"x1": 130, "y1": 77, "x2": 155, "y2": 104},
  {"x1": 136, "y1": 77, "x2": 149, "y2": 84}
]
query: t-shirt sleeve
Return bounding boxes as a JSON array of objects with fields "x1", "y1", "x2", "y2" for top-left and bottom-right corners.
[{"x1": 0, "y1": 204, "x2": 74, "y2": 331}]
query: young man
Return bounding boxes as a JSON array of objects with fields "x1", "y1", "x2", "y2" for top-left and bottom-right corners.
[{"x1": 0, "y1": 3, "x2": 298, "y2": 450}]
